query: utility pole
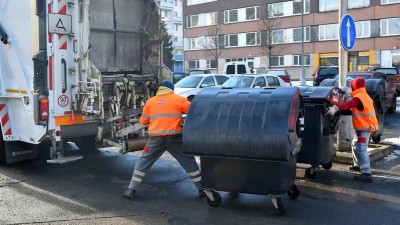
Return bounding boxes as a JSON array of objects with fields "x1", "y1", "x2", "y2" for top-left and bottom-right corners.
[{"x1": 338, "y1": 0, "x2": 347, "y2": 88}]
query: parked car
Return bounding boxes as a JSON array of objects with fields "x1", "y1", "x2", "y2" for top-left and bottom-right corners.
[
  {"x1": 221, "y1": 74, "x2": 290, "y2": 89},
  {"x1": 312, "y1": 66, "x2": 339, "y2": 86},
  {"x1": 265, "y1": 69, "x2": 292, "y2": 85},
  {"x1": 347, "y1": 71, "x2": 397, "y2": 113},
  {"x1": 174, "y1": 74, "x2": 230, "y2": 101},
  {"x1": 187, "y1": 69, "x2": 211, "y2": 76},
  {"x1": 365, "y1": 66, "x2": 400, "y2": 95},
  {"x1": 223, "y1": 62, "x2": 251, "y2": 74}
]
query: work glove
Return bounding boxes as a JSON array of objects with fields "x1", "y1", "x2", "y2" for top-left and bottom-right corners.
[{"x1": 325, "y1": 105, "x2": 339, "y2": 116}]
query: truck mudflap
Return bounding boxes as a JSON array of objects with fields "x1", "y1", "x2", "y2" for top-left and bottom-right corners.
[{"x1": 4, "y1": 141, "x2": 38, "y2": 164}]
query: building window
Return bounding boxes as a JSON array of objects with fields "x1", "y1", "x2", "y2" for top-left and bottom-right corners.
[
  {"x1": 293, "y1": 27, "x2": 311, "y2": 42},
  {"x1": 268, "y1": 0, "x2": 310, "y2": 18},
  {"x1": 225, "y1": 34, "x2": 238, "y2": 47},
  {"x1": 224, "y1": 32, "x2": 260, "y2": 48},
  {"x1": 381, "y1": 0, "x2": 400, "y2": 4},
  {"x1": 358, "y1": 56, "x2": 369, "y2": 65},
  {"x1": 293, "y1": 55, "x2": 311, "y2": 66},
  {"x1": 348, "y1": 0, "x2": 370, "y2": 8},
  {"x1": 224, "y1": 6, "x2": 259, "y2": 24},
  {"x1": 320, "y1": 57, "x2": 338, "y2": 66},
  {"x1": 355, "y1": 21, "x2": 370, "y2": 38},
  {"x1": 381, "y1": 18, "x2": 400, "y2": 36},
  {"x1": 271, "y1": 56, "x2": 284, "y2": 67},
  {"x1": 188, "y1": 60, "x2": 200, "y2": 69},
  {"x1": 187, "y1": 12, "x2": 217, "y2": 28},
  {"x1": 319, "y1": 24, "x2": 338, "y2": 41},
  {"x1": 272, "y1": 30, "x2": 285, "y2": 44},
  {"x1": 206, "y1": 59, "x2": 217, "y2": 68},
  {"x1": 319, "y1": 0, "x2": 338, "y2": 12},
  {"x1": 188, "y1": 38, "x2": 201, "y2": 50},
  {"x1": 187, "y1": 0, "x2": 217, "y2": 6}
]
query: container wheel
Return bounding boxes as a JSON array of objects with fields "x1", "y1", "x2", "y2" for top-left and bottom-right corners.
[
  {"x1": 371, "y1": 134, "x2": 381, "y2": 144},
  {"x1": 322, "y1": 162, "x2": 333, "y2": 170},
  {"x1": 206, "y1": 190, "x2": 221, "y2": 207},
  {"x1": 388, "y1": 94, "x2": 397, "y2": 113},
  {"x1": 305, "y1": 167, "x2": 317, "y2": 179},
  {"x1": 287, "y1": 185, "x2": 300, "y2": 200},
  {"x1": 272, "y1": 197, "x2": 285, "y2": 216}
]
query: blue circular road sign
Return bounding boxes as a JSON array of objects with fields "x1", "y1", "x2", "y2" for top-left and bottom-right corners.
[{"x1": 340, "y1": 14, "x2": 356, "y2": 50}]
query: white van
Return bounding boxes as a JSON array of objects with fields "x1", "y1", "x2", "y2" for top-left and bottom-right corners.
[{"x1": 223, "y1": 62, "x2": 250, "y2": 74}]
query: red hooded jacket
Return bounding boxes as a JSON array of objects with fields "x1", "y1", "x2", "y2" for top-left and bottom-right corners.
[{"x1": 338, "y1": 78, "x2": 364, "y2": 111}]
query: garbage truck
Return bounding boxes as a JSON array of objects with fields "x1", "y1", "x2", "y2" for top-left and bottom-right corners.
[{"x1": 0, "y1": 0, "x2": 162, "y2": 164}]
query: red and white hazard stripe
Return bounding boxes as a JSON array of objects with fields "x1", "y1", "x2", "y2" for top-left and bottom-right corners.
[
  {"x1": 58, "y1": 0, "x2": 68, "y2": 50},
  {"x1": 0, "y1": 104, "x2": 12, "y2": 136}
]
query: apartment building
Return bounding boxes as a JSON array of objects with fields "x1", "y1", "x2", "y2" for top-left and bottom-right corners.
[
  {"x1": 183, "y1": 0, "x2": 400, "y2": 78},
  {"x1": 160, "y1": 0, "x2": 184, "y2": 73}
]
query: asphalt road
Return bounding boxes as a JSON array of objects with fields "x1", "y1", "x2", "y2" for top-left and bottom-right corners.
[{"x1": 1, "y1": 100, "x2": 400, "y2": 225}]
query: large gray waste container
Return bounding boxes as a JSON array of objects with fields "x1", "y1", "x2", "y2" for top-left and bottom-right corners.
[
  {"x1": 183, "y1": 87, "x2": 302, "y2": 216},
  {"x1": 297, "y1": 86, "x2": 345, "y2": 179},
  {"x1": 320, "y1": 78, "x2": 386, "y2": 143}
]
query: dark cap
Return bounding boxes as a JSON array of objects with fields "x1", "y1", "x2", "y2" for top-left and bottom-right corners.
[{"x1": 161, "y1": 81, "x2": 174, "y2": 90}]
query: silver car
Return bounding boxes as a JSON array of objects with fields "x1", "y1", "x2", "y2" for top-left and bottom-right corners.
[
  {"x1": 221, "y1": 74, "x2": 290, "y2": 89},
  {"x1": 174, "y1": 74, "x2": 230, "y2": 101}
]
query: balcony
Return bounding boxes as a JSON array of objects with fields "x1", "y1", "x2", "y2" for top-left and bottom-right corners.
[
  {"x1": 174, "y1": 16, "x2": 183, "y2": 24},
  {"x1": 160, "y1": 1, "x2": 174, "y2": 10},
  {"x1": 173, "y1": 42, "x2": 183, "y2": 48},
  {"x1": 173, "y1": 66, "x2": 184, "y2": 73},
  {"x1": 173, "y1": 54, "x2": 184, "y2": 61}
]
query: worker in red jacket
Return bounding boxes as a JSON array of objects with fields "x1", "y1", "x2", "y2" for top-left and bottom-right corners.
[
  {"x1": 124, "y1": 81, "x2": 204, "y2": 198},
  {"x1": 326, "y1": 77, "x2": 378, "y2": 182}
]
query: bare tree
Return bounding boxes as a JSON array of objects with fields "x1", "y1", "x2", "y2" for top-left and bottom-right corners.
[
  {"x1": 200, "y1": 25, "x2": 224, "y2": 73},
  {"x1": 258, "y1": 7, "x2": 289, "y2": 69}
]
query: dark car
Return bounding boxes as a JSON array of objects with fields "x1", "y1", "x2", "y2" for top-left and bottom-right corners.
[
  {"x1": 347, "y1": 71, "x2": 397, "y2": 113},
  {"x1": 365, "y1": 66, "x2": 400, "y2": 95},
  {"x1": 312, "y1": 66, "x2": 339, "y2": 86}
]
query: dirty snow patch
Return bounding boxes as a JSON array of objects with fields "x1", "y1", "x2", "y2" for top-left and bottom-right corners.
[
  {"x1": 384, "y1": 153, "x2": 398, "y2": 162},
  {"x1": 381, "y1": 137, "x2": 400, "y2": 146}
]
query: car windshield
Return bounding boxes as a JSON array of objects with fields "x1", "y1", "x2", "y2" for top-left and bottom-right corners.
[
  {"x1": 319, "y1": 68, "x2": 339, "y2": 76},
  {"x1": 222, "y1": 76, "x2": 254, "y2": 88},
  {"x1": 374, "y1": 68, "x2": 398, "y2": 75},
  {"x1": 175, "y1": 76, "x2": 203, "y2": 88}
]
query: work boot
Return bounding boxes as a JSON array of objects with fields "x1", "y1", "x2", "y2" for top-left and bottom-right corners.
[
  {"x1": 348, "y1": 165, "x2": 360, "y2": 172},
  {"x1": 198, "y1": 189, "x2": 206, "y2": 198},
  {"x1": 353, "y1": 173, "x2": 373, "y2": 182},
  {"x1": 123, "y1": 189, "x2": 136, "y2": 199}
]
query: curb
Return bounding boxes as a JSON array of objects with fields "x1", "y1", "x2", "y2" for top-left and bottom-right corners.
[{"x1": 334, "y1": 144, "x2": 393, "y2": 165}]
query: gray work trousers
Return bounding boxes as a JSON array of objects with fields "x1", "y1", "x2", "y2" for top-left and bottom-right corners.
[{"x1": 128, "y1": 134, "x2": 202, "y2": 191}]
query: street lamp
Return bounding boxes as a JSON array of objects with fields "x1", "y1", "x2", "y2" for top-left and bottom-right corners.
[{"x1": 294, "y1": 0, "x2": 306, "y2": 86}]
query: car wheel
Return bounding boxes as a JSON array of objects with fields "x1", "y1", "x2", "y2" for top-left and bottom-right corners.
[{"x1": 388, "y1": 94, "x2": 397, "y2": 113}]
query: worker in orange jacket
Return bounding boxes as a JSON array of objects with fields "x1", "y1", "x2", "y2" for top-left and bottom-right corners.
[
  {"x1": 124, "y1": 81, "x2": 203, "y2": 198},
  {"x1": 326, "y1": 77, "x2": 378, "y2": 182}
]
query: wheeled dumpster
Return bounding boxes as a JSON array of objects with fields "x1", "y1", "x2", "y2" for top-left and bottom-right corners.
[
  {"x1": 183, "y1": 87, "x2": 302, "y2": 216},
  {"x1": 320, "y1": 78, "x2": 386, "y2": 143},
  {"x1": 297, "y1": 86, "x2": 345, "y2": 179}
]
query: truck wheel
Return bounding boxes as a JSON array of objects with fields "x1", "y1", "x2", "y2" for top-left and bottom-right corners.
[{"x1": 388, "y1": 95, "x2": 397, "y2": 113}]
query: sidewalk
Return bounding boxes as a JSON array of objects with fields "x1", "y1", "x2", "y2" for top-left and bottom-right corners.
[{"x1": 335, "y1": 143, "x2": 393, "y2": 164}]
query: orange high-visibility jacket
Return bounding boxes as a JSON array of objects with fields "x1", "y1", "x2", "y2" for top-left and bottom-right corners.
[
  {"x1": 351, "y1": 87, "x2": 378, "y2": 132},
  {"x1": 140, "y1": 91, "x2": 190, "y2": 137}
]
